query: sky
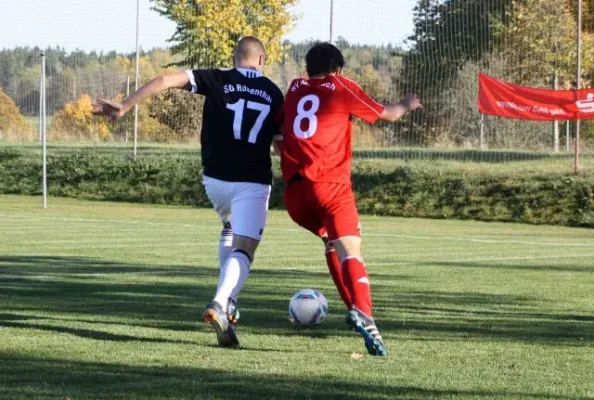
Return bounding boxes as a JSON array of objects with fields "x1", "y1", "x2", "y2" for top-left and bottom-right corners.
[{"x1": 0, "y1": 0, "x2": 417, "y2": 53}]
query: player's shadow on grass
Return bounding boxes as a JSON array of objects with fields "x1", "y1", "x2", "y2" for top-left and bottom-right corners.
[
  {"x1": 372, "y1": 288, "x2": 594, "y2": 345},
  {"x1": 0, "y1": 352, "x2": 585, "y2": 400},
  {"x1": 0, "y1": 317, "x2": 196, "y2": 344},
  {"x1": 0, "y1": 255, "x2": 347, "y2": 340},
  {"x1": 1, "y1": 255, "x2": 592, "y2": 345}
]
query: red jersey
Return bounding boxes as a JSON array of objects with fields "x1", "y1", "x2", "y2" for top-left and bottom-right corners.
[{"x1": 280, "y1": 75, "x2": 385, "y2": 185}]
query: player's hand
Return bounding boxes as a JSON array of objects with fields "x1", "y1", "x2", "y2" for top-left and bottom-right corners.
[
  {"x1": 92, "y1": 99, "x2": 126, "y2": 121},
  {"x1": 399, "y1": 94, "x2": 423, "y2": 112}
]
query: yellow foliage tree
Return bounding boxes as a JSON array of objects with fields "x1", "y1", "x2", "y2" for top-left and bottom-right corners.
[
  {"x1": 497, "y1": 0, "x2": 594, "y2": 88},
  {"x1": 116, "y1": 49, "x2": 179, "y2": 87},
  {"x1": 0, "y1": 87, "x2": 33, "y2": 141},
  {"x1": 50, "y1": 95, "x2": 111, "y2": 141},
  {"x1": 108, "y1": 93, "x2": 177, "y2": 143},
  {"x1": 151, "y1": 0, "x2": 298, "y2": 67},
  {"x1": 345, "y1": 65, "x2": 391, "y2": 103}
]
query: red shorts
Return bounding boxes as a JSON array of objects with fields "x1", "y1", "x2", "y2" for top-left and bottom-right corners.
[{"x1": 283, "y1": 178, "x2": 360, "y2": 240}]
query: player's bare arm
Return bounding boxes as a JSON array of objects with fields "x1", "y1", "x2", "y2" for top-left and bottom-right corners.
[
  {"x1": 378, "y1": 93, "x2": 423, "y2": 123},
  {"x1": 91, "y1": 71, "x2": 190, "y2": 120},
  {"x1": 272, "y1": 126, "x2": 285, "y2": 156}
]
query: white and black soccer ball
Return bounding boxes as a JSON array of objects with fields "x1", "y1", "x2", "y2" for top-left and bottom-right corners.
[{"x1": 289, "y1": 289, "x2": 329, "y2": 326}]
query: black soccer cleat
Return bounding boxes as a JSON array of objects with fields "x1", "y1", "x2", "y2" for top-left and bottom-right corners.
[
  {"x1": 203, "y1": 301, "x2": 240, "y2": 348},
  {"x1": 345, "y1": 308, "x2": 388, "y2": 356}
]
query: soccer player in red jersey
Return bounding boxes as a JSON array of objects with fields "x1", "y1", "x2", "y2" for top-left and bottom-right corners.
[{"x1": 277, "y1": 43, "x2": 422, "y2": 356}]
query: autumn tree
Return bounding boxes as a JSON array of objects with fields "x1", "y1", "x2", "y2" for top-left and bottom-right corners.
[
  {"x1": 497, "y1": 0, "x2": 594, "y2": 88},
  {"x1": 569, "y1": 0, "x2": 594, "y2": 33},
  {"x1": 151, "y1": 0, "x2": 298, "y2": 67},
  {"x1": 0, "y1": 87, "x2": 33, "y2": 141}
]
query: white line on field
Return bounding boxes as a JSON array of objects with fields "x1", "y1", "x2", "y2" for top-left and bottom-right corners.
[
  {"x1": 0, "y1": 214, "x2": 216, "y2": 229},
  {"x1": 1, "y1": 214, "x2": 593, "y2": 248},
  {"x1": 370, "y1": 252, "x2": 594, "y2": 267},
  {"x1": 364, "y1": 233, "x2": 594, "y2": 248}
]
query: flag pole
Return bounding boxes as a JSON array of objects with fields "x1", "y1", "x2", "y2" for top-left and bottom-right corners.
[
  {"x1": 329, "y1": 0, "x2": 334, "y2": 43},
  {"x1": 133, "y1": 0, "x2": 140, "y2": 161},
  {"x1": 575, "y1": 0, "x2": 582, "y2": 174},
  {"x1": 479, "y1": 113, "x2": 485, "y2": 151},
  {"x1": 41, "y1": 52, "x2": 47, "y2": 209}
]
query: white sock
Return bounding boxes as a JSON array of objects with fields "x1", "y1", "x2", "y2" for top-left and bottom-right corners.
[
  {"x1": 213, "y1": 250, "x2": 251, "y2": 312},
  {"x1": 216, "y1": 228, "x2": 234, "y2": 292}
]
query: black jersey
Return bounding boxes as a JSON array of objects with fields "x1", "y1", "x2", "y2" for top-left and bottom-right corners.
[{"x1": 185, "y1": 68, "x2": 284, "y2": 185}]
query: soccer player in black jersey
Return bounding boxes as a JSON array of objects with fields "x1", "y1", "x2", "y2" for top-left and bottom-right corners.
[{"x1": 92, "y1": 37, "x2": 284, "y2": 348}]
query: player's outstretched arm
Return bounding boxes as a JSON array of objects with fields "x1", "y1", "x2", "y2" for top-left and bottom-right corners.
[
  {"x1": 378, "y1": 94, "x2": 423, "y2": 123},
  {"x1": 92, "y1": 71, "x2": 190, "y2": 120}
]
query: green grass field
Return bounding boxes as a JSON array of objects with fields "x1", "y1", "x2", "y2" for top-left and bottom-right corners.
[{"x1": 0, "y1": 195, "x2": 593, "y2": 400}]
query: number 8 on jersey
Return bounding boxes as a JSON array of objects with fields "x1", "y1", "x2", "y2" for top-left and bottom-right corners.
[{"x1": 293, "y1": 94, "x2": 320, "y2": 139}]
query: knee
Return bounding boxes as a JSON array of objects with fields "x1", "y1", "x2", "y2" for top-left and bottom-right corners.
[
  {"x1": 232, "y1": 235, "x2": 259, "y2": 261},
  {"x1": 322, "y1": 236, "x2": 335, "y2": 254},
  {"x1": 332, "y1": 236, "x2": 362, "y2": 262}
]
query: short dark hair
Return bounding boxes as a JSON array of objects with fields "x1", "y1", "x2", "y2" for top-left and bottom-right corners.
[
  {"x1": 305, "y1": 42, "x2": 345, "y2": 77},
  {"x1": 234, "y1": 36, "x2": 266, "y2": 62}
]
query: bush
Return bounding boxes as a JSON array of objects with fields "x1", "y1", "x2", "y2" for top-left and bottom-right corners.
[
  {"x1": 353, "y1": 166, "x2": 594, "y2": 227},
  {"x1": 49, "y1": 95, "x2": 111, "y2": 141},
  {"x1": 0, "y1": 148, "x2": 592, "y2": 227}
]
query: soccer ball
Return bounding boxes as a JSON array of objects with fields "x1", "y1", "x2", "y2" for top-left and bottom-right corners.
[{"x1": 289, "y1": 289, "x2": 329, "y2": 326}]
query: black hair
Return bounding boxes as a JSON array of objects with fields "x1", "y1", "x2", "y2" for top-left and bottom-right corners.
[{"x1": 305, "y1": 42, "x2": 345, "y2": 77}]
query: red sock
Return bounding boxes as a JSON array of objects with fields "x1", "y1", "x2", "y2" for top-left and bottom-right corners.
[
  {"x1": 325, "y1": 247, "x2": 352, "y2": 309},
  {"x1": 342, "y1": 257, "x2": 372, "y2": 316}
]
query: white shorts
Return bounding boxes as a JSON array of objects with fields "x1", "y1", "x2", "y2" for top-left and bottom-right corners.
[{"x1": 203, "y1": 175, "x2": 271, "y2": 240}]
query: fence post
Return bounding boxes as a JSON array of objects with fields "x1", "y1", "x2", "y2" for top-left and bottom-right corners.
[
  {"x1": 126, "y1": 75, "x2": 130, "y2": 143},
  {"x1": 566, "y1": 121, "x2": 570, "y2": 152},
  {"x1": 479, "y1": 113, "x2": 485, "y2": 151},
  {"x1": 38, "y1": 72, "x2": 42, "y2": 142},
  {"x1": 553, "y1": 73, "x2": 559, "y2": 152},
  {"x1": 575, "y1": 0, "x2": 582, "y2": 174},
  {"x1": 133, "y1": 0, "x2": 140, "y2": 161},
  {"x1": 40, "y1": 52, "x2": 47, "y2": 209},
  {"x1": 329, "y1": 0, "x2": 334, "y2": 43}
]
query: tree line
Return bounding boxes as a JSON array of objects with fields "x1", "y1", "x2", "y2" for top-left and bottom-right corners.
[
  {"x1": 1, "y1": 0, "x2": 593, "y2": 147},
  {"x1": 0, "y1": 40, "x2": 404, "y2": 143}
]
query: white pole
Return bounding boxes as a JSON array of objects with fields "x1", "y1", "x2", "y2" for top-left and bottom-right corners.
[
  {"x1": 576, "y1": 0, "x2": 582, "y2": 174},
  {"x1": 479, "y1": 113, "x2": 485, "y2": 151},
  {"x1": 566, "y1": 121, "x2": 570, "y2": 152},
  {"x1": 41, "y1": 52, "x2": 48, "y2": 209},
  {"x1": 553, "y1": 73, "x2": 559, "y2": 152},
  {"x1": 126, "y1": 75, "x2": 130, "y2": 143},
  {"x1": 39, "y1": 72, "x2": 42, "y2": 142},
  {"x1": 133, "y1": 0, "x2": 140, "y2": 161},
  {"x1": 329, "y1": 0, "x2": 334, "y2": 43}
]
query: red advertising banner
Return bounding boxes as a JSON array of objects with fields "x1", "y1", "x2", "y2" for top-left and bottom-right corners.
[{"x1": 478, "y1": 73, "x2": 594, "y2": 121}]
